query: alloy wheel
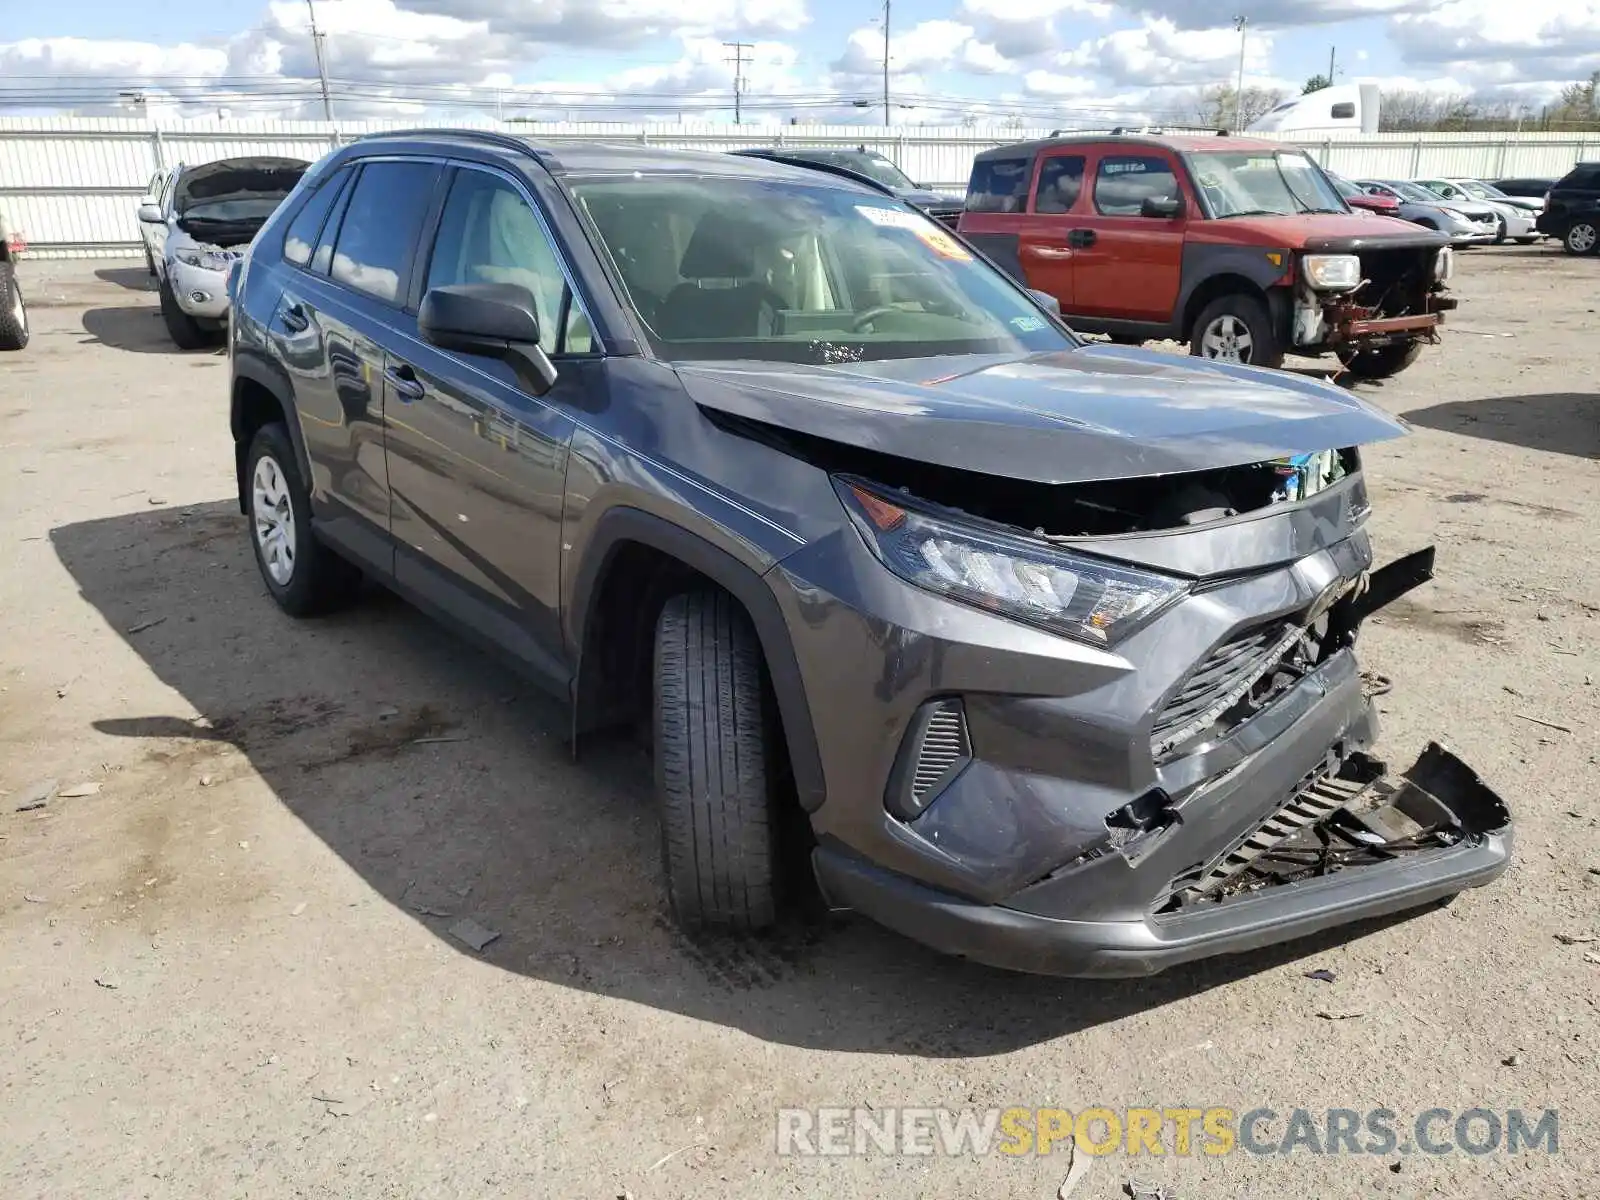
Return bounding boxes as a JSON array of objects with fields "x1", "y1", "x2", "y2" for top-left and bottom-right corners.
[
  {"x1": 1201, "y1": 314, "x2": 1253, "y2": 363},
  {"x1": 1568, "y1": 222, "x2": 1598, "y2": 254}
]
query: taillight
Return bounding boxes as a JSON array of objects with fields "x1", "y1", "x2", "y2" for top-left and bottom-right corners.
[{"x1": 3, "y1": 232, "x2": 24, "y2": 255}]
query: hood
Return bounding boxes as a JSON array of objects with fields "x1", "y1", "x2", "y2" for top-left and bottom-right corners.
[
  {"x1": 1197, "y1": 209, "x2": 1435, "y2": 248},
  {"x1": 175, "y1": 157, "x2": 308, "y2": 214},
  {"x1": 677, "y1": 345, "x2": 1407, "y2": 485},
  {"x1": 897, "y1": 186, "x2": 964, "y2": 210}
]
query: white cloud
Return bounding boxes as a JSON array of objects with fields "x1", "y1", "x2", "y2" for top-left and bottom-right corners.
[
  {"x1": 1391, "y1": 0, "x2": 1600, "y2": 87},
  {"x1": 1118, "y1": 0, "x2": 1426, "y2": 30},
  {"x1": 1055, "y1": 18, "x2": 1275, "y2": 89}
]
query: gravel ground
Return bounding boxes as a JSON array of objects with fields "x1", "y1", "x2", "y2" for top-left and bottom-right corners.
[{"x1": 1, "y1": 251, "x2": 1597, "y2": 1200}]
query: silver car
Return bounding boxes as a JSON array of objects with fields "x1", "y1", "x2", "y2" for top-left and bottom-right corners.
[
  {"x1": 1414, "y1": 178, "x2": 1541, "y2": 243},
  {"x1": 135, "y1": 157, "x2": 307, "y2": 348},
  {"x1": 1355, "y1": 180, "x2": 1499, "y2": 246}
]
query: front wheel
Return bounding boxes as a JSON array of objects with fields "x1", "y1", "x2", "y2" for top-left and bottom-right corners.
[
  {"x1": 1564, "y1": 221, "x2": 1598, "y2": 256},
  {"x1": 0, "y1": 262, "x2": 28, "y2": 352},
  {"x1": 159, "y1": 276, "x2": 210, "y2": 349},
  {"x1": 245, "y1": 423, "x2": 362, "y2": 616},
  {"x1": 1190, "y1": 294, "x2": 1284, "y2": 370},
  {"x1": 1338, "y1": 340, "x2": 1424, "y2": 380},
  {"x1": 654, "y1": 590, "x2": 780, "y2": 933}
]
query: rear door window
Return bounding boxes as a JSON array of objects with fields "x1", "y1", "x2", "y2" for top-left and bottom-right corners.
[
  {"x1": 283, "y1": 166, "x2": 353, "y2": 267},
  {"x1": 1032, "y1": 155, "x2": 1086, "y2": 214},
  {"x1": 965, "y1": 156, "x2": 1032, "y2": 213},
  {"x1": 1093, "y1": 155, "x2": 1181, "y2": 217},
  {"x1": 328, "y1": 160, "x2": 442, "y2": 304}
]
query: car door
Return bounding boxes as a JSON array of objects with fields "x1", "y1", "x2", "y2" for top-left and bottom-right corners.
[
  {"x1": 138, "y1": 170, "x2": 165, "y2": 255},
  {"x1": 382, "y1": 163, "x2": 592, "y2": 683},
  {"x1": 1068, "y1": 150, "x2": 1187, "y2": 324},
  {"x1": 1014, "y1": 152, "x2": 1086, "y2": 310},
  {"x1": 271, "y1": 157, "x2": 443, "y2": 573},
  {"x1": 149, "y1": 166, "x2": 180, "y2": 266}
]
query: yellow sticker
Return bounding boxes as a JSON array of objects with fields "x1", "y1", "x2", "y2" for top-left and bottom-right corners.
[{"x1": 855, "y1": 204, "x2": 972, "y2": 261}]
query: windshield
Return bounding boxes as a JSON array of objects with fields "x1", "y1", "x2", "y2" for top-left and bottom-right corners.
[
  {"x1": 1188, "y1": 150, "x2": 1346, "y2": 217},
  {"x1": 570, "y1": 175, "x2": 1073, "y2": 365},
  {"x1": 1386, "y1": 181, "x2": 1440, "y2": 204},
  {"x1": 1458, "y1": 180, "x2": 1504, "y2": 199},
  {"x1": 788, "y1": 151, "x2": 916, "y2": 190}
]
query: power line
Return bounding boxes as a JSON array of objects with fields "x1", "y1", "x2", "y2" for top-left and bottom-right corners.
[{"x1": 721, "y1": 41, "x2": 752, "y2": 125}]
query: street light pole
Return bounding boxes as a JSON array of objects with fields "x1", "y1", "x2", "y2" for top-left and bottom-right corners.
[
  {"x1": 882, "y1": 0, "x2": 891, "y2": 128},
  {"x1": 1232, "y1": 15, "x2": 1248, "y2": 130}
]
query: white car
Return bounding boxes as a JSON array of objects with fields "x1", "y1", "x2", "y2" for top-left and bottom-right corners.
[
  {"x1": 1413, "y1": 178, "x2": 1541, "y2": 244},
  {"x1": 135, "y1": 157, "x2": 307, "y2": 347},
  {"x1": 0, "y1": 205, "x2": 26, "y2": 351}
]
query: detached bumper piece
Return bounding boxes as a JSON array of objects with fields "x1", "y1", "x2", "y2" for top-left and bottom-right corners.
[
  {"x1": 812, "y1": 742, "x2": 1511, "y2": 979},
  {"x1": 1166, "y1": 743, "x2": 1511, "y2": 908}
]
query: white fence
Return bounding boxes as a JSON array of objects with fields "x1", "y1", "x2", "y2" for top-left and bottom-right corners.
[{"x1": 3, "y1": 115, "x2": 1595, "y2": 257}]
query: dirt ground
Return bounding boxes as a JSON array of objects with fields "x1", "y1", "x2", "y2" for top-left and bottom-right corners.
[{"x1": 1, "y1": 251, "x2": 1597, "y2": 1200}]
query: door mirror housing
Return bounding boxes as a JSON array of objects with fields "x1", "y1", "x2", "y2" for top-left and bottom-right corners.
[
  {"x1": 418, "y1": 283, "x2": 558, "y2": 396},
  {"x1": 137, "y1": 203, "x2": 164, "y2": 223},
  {"x1": 1140, "y1": 194, "x2": 1183, "y2": 219},
  {"x1": 1027, "y1": 289, "x2": 1062, "y2": 315}
]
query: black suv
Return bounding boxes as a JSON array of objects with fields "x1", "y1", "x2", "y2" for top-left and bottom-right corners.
[
  {"x1": 730, "y1": 146, "x2": 964, "y2": 226},
  {"x1": 229, "y1": 130, "x2": 1511, "y2": 977},
  {"x1": 1536, "y1": 162, "x2": 1600, "y2": 255}
]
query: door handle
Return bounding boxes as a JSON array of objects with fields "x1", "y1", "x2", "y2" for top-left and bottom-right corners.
[
  {"x1": 279, "y1": 302, "x2": 309, "y2": 333},
  {"x1": 1067, "y1": 229, "x2": 1097, "y2": 248},
  {"x1": 1022, "y1": 245, "x2": 1074, "y2": 260},
  {"x1": 385, "y1": 362, "x2": 425, "y2": 402}
]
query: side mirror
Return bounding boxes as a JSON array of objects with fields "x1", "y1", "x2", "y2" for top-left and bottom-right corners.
[
  {"x1": 1140, "y1": 194, "x2": 1183, "y2": 219},
  {"x1": 1027, "y1": 289, "x2": 1062, "y2": 315},
  {"x1": 419, "y1": 283, "x2": 558, "y2": 396},
  {"x1": 137, "y1": 203, "x2": 164, "y2": 223}
]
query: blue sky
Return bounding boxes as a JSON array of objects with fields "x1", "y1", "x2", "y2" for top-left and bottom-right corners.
[{"x1": 1, "y1": 0, "x2": 1590, "y2": 123}]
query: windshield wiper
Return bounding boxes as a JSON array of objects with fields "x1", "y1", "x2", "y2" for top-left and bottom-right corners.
[{"x1": 1216, "y1": 208, "x2": 1292, "y2": 219}]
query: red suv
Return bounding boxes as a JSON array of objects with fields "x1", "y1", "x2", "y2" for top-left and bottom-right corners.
[{"x1": 957, "y1": 133, "x2": 1457, "y2": 379}]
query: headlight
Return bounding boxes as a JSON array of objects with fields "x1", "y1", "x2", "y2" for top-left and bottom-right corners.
[
  {"x1": 174, "y1": 247, "x2": 233, "y2": 271},
  {"x1": 836, "y1": 478, "x2": 1188, "y2": 647},
  {"x1": 1301, "y1": 253, "x2": 1362, "y2": 291},
  {"x1": 1433, "y1": 246, "x2": 1454, "y2": 282}
]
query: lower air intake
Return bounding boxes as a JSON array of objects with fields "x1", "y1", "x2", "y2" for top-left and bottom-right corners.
[{"x1": 886, "y1": 699, "x2": 973, "y2": 820}]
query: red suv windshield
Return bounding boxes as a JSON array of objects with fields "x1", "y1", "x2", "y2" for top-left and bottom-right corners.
[{"x1": 1188, "y1": 150, "x2": 1347, "y2": 217}]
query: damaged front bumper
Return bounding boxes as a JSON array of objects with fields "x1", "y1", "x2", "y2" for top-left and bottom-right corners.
[{"x1": 814, "y1": 742, "x2": 1511, "y2": 978}]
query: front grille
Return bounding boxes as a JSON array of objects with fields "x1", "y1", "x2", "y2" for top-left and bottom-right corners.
[
  {"x1": 1150, "y1": 622, "x2": 1304, "y2": 760},
  {"x1": 912, "y1": 702, "x2": 970, "y2": 803}
]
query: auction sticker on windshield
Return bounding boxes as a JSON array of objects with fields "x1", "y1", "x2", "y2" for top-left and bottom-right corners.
[{"x1": 855, "y1": 204, "x2": 972, "y2": 261}]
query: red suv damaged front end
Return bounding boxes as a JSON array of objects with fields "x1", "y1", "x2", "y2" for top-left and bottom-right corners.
[{"x1": 957, "y1": 133, "x2": 1456, "y2": 380}]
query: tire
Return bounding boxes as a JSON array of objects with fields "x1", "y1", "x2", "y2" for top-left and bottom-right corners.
[
  {"x1": 1190, "y1": 293, "x2": 1284, "y2": 370},
  {"x1": 1563, "y1": 221, "x2": 1598, "y2": 256},
  {"x1": 0, "y1": 262, "x2": 28, "y2": 352},
  {"x1": 1493, "y1": 216, "x2": 1508, "y2": 244},
  {"x1": 1515, "y1": 236, "x2": 1539, "y2": 245},
  {"x1": 159, "y1": 275, "x2": 209, "y2": 349},
  {"x1": 654, "y1": 590, "x2": 779, "y2": 932},
  {"x1": 144, "y1": 244, "x2": 156, "y2": 276},
  {"x1": 245, "y1": 423, "x2": 362, "y2": 617},
  {"x1": 1338, "y1": 340, "x2": 1424, "y2": 380}
]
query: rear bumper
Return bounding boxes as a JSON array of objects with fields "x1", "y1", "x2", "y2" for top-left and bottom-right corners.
[{"x1": 814, "y1": 744, "x2": 1512, "y2": 978}]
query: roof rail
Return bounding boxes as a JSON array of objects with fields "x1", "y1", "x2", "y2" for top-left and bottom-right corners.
[{"x1": 356, "y1": 127, "x2": 541, "y2": 156}]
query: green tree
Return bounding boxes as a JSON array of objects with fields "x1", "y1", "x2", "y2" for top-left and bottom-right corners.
[{"x1": 1303, "y1": 74, "x2": 1331, "y2": 94}]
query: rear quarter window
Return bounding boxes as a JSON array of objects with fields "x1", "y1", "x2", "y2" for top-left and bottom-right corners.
[{"x1": 965, "y1": 156, "x2": 1032, "y2": 213}]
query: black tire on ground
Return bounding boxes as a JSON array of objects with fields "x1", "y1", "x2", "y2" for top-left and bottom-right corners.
[
  {"x1": 1189, "y1": 293, "x2": 1284, "y2": 370},
  {"x1": 159, "y1": 275, "x2": 209, "y2": 349},
  {"x1": 0, "y1": 262, "x2": 28, "y2": 352},
  {"x1": 244, "y1": 423, "x2": 362, "y2": 617},
  {"x1": 1338, "y1": 340, "x2": 1425, "y2": 380},
  {"x1": 654, "y1": 590, "x2": 779, "y2": 933},
  {"x1": 1563, "y1": 220, "x2": 1598, "y2": 256},
  {"x1": 1515, "y1": 236, "x2": 1540, "y2": 245},
  {"x1": 1493, "y1": 216, "x2": 1508, "y2": 243}
]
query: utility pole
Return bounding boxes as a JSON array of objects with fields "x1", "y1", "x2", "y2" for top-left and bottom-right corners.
[
  {"x1": 305, "y1": 0, "x2": 334, "y2": 121},
  {"x1": 1232, "y1": 15, "x2": 1248, "y2": 130},
  {"x1": 1327, "y1": 45, "x2": 1336, "y2": 89},
  {"x1": 723, "y1": 40, "x2": 752, "y2": 124},
  {"x1": 882, "y1": 0, "x2": 891, "y2": 128}
]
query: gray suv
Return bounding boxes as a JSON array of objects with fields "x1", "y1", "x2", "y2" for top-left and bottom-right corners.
[{"x1": 228, "y1": 130, "x2": 1512, "y2": 977}]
